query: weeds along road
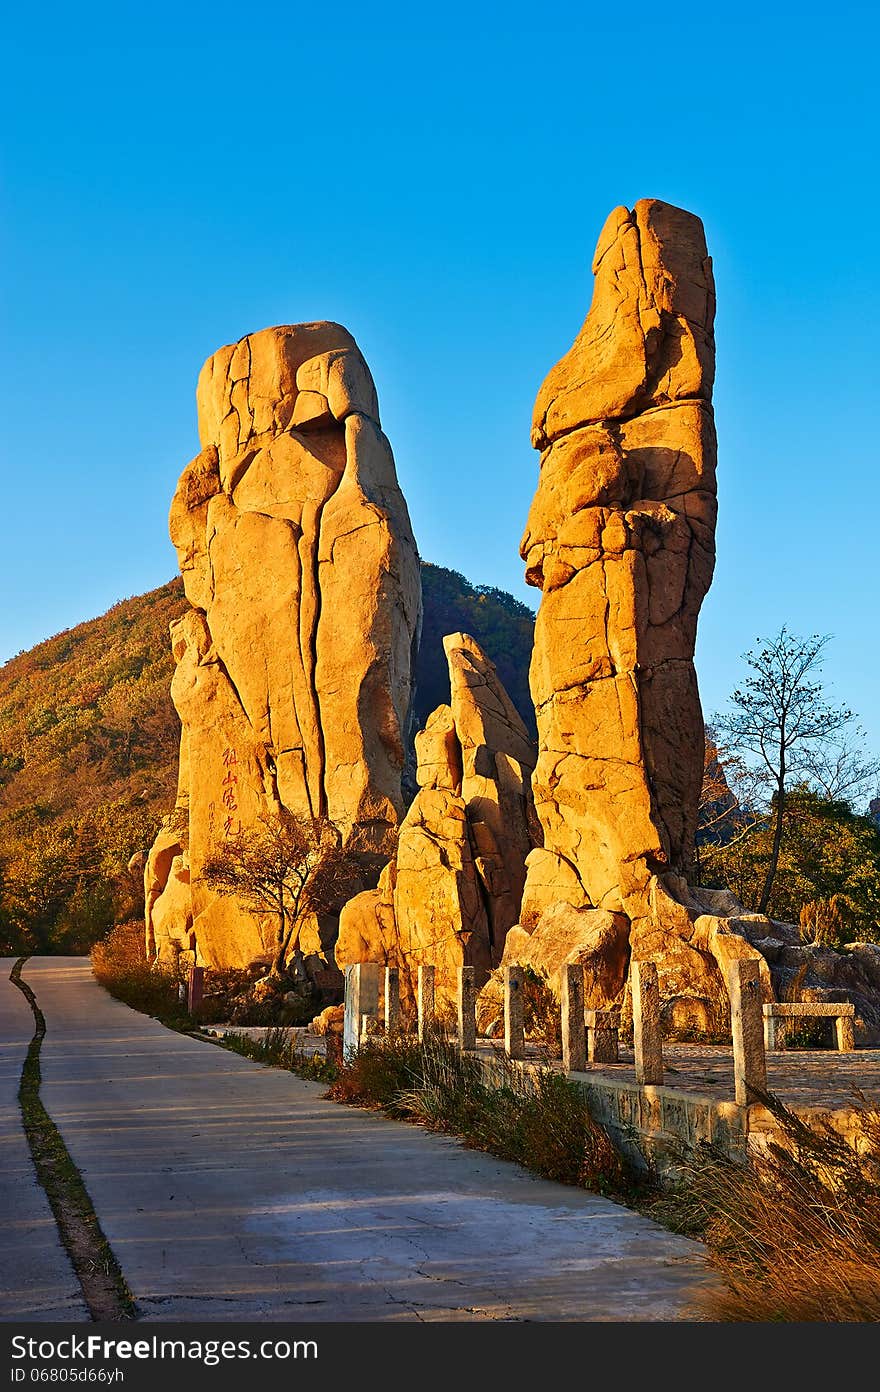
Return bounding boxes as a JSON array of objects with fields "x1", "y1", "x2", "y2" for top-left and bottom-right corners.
[
  {"x1": 12, "y1": 957, "x2": 715, "y2": 1322},
  {"x1": 0, "y1": 958, "x2": 88, "y2": 1320}
]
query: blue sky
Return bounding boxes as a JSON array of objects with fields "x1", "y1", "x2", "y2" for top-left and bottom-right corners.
[{"x1": 2, "y1": 2, "x2": 877, "y2": 753}]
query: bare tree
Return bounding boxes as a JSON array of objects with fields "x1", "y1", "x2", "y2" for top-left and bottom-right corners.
[
  {"x1": 799, "y1": 729, "x2": 880, "y2": 809},
  {"x1": 199, "y1": 811, "x2": 363, "y2": 979},
  {"x1": 715, "y1": 628, "x2": 854, "y2": 915}
]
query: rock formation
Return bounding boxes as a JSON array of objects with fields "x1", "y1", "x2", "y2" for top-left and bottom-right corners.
[
  {"x1": 518, "y1": 199, "x2": 768, "y2": 1033},
  {"x1": 336, "y1": 633, "x2": 537, "y2": 1004},
  {"x1": 146, "y1": 322, "x2": 421, "y2": 970}
]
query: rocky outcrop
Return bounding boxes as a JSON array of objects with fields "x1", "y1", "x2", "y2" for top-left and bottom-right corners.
[
  {"x1": 336, "y1": 633, "x2": 537, "y2": 1004},
  {"x1": 147, "y1": 322, "x2": 421, "y2": 969},
  {"x1": 517, "y1": 200, "x2": 768, "y2": 1032},
  {"x1": 445, "y1": 634, "x2": 537, "y2": 955},
  {"x1": 477, "y1": 905, "x2": 631, "y2": 1035}
]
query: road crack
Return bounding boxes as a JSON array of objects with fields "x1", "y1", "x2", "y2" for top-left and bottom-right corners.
[{"x1": 10, "y1": 957, "x2": 136, "y2": 1321}]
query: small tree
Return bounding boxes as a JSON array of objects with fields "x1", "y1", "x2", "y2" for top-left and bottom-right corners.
[
  {"x1": 706, "y1": 784, "x2": 880, "y2": 936},
  {"x1": 199, "y1": 811, "x2": 361, "y2": 979},
  {"x1": 715, "y1": 628, "x2": 854, "y2": 915}
]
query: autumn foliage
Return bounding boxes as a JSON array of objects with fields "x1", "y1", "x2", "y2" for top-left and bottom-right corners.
[{"x1": 0, "y1": 580, "x2": 187, "y2": 952}]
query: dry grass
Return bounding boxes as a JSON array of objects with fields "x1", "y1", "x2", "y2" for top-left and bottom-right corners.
[
  {"x1": 90, "y1": 921, "x2": 299, "y2": 1026},
  {"x1": 217, "y1": 1025, "x2": 337, "y2": 1083},
  {"x1": 659, "y1": 1088, "x2": 880, "y2": 1321},
  {"x1": 91, "y1": 920, "x2": 189, "y2": 1023},
  {"x1": 90, "y1": 919, "x2": 149, "y2": 976}
]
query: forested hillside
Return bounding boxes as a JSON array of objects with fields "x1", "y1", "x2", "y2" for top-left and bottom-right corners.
[
  {"x1": 415, "y1": 564, "x2": 535, "y2": 733},
  {"x1": 0, "y1": 564, "x2": 535, "y2": 953}
]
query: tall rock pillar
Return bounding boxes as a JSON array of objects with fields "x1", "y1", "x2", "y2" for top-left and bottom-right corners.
[
  {"x1": 146, "y1": 322, "x2": 422, "y2": 970},
  {"x1": 521, "y1": 200, "x2": 767, "y2": 1032}
]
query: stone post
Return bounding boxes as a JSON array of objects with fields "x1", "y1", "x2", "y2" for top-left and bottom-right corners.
[
  {"x1": 560, "y1": 964, "x2": 586, "y2": 1072},
  {"x1": 384, "y1": 966, "x2": 400, "y2": 1037},
  {"x1": 187, "y1": 966, "x2": 204, "y2": 1015},
  {"x1": 631, "y1": 959, "x2": 663, "y2": 1085},
  {"x1": 763, "y1": 1007, "x2": 781, "y2": 1052},
  {"x1": 835, "y1": 1010, "x2": 855, "y2": 1052},
  {"x1": 504, "y1": 965, "x2": 525, "y2": 1060},
  {"x1": 417, "y1": 964, "x2": 435, "y2": 1042},
  {"x1": 458, "y1": 966, "x2": 477, "y2": 1051},
  {"x1": 728, "y1": 959, "x2": 767, "y2": 1106},
  {"x1": 343, "y1": 962, "x2": 380, "y2": 1060}
]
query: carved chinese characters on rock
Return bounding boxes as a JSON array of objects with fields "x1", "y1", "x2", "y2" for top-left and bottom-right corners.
[{"x1": 221, "y1": 747, "x2": 240, "y2": 838}]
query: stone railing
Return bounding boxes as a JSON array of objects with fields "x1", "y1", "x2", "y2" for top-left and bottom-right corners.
[
  {"x1": 339, "y1": 959, "x2": 862, "y2": 1176},
  {"x1": 342, "y1": 959, "x2": 857, "y2": 1103}
]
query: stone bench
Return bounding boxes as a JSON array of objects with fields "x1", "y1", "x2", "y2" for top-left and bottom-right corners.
[
  {"x1": 584, "y1": 1008, "x2": 620, "y2": 1064},
  {"x1": 763, "y1": 1002, "x2": 855, "y2": 1052}
]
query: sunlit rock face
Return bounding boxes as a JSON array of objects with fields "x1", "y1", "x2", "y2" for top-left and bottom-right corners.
[
  {"x1": 519, "y1": 200, "x2": 769, "y2": 1032},
  {"x1": 146, "y1": 323, "x2": 422, "y2": 969},
  {"x1": 335, "y1": 633, "x2": 538, "y2": 1005}
]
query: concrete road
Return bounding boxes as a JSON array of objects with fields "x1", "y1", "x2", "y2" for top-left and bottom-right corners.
[
  {"x1": 0, "y1": 959, "x2": 88, "y2": 1321},
  {"x1": 26, "y1": 957, "x2": 714, "y2": 1322}
]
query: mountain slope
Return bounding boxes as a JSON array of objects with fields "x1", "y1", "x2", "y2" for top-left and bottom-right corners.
[{"x1": 0, "y1": 564, "x2": 535, "y2": 952}]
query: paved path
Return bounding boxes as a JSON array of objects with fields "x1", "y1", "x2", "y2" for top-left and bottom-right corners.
[
  {"x1": 23, "y1": 957, "x2": 714, "y2": 1322},
  {"x1": 0, "y1": 959, "x2": 88, "y2": 1321}
]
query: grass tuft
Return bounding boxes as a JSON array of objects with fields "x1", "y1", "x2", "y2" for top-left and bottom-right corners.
[
  {"x1": 217, "y1": 1026, "x2": 338, "y2": 1083},
  {"x1": 650, "y1": 1086, "x2": 880, "y2": 1321}
]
